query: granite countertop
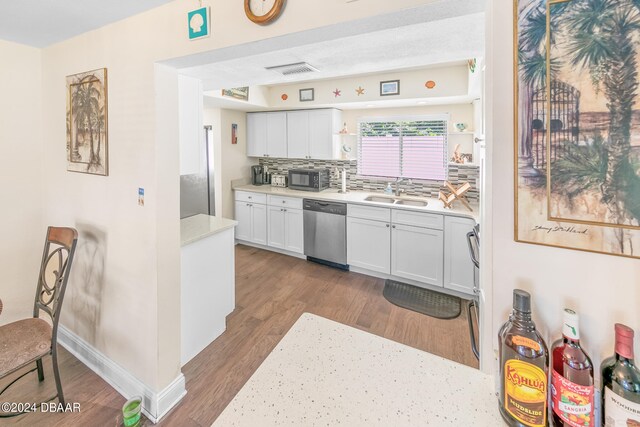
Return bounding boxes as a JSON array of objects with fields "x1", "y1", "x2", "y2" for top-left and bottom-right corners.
[
  {"x1": 213, "y1": 313, "x2": 502, "y2": 426},
  {"x1": 233, "y1": 184, "x2": 479, "y2": 222},
  {"x1": 180, "y1": 214, "x2": 238, "y2": 247}
]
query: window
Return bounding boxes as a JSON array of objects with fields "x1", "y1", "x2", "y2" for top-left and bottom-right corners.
[{"x1": 357, "y1": 115, "x2": 448, "y2": 181}]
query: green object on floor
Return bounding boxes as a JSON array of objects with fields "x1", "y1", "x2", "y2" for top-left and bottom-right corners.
[
  {"x1": 383, "y1": 279, "x2": 462, "y2": 319},
  {"x1": 122, "y1": 396, "x2": 142, "y2": 427}
]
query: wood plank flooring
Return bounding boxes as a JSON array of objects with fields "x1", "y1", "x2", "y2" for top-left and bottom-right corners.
[{"x1": 0, "y1": 244, "x2": 477, "y2": 426}]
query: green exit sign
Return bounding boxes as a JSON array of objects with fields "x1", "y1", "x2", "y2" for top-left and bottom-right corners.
[{"x1": 188, "y1": 6, "x2": 210, "y2": 40}]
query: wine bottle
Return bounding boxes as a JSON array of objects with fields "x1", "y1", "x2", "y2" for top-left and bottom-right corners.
[
  {"x1": 602, "y1": 323, "x2": 640, "y2": 427},
  {"x1": 498, "y1": 289, "x2": 549, "y2": 427},
  {"x1": 550, "y1": 309, "x2": 594, "y2": 427}
]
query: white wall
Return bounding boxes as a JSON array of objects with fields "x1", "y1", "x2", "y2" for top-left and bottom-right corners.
[
  {"x1": 0, "y1": 40, "x2": 43, "y2": 325},
  {"x1": 487, "y1": 1, "x2": 640, "y2": 378},
  {"x1": 219, "y1": 109, "x2": 251, "y2": 219},
  {"x1": 267, "y1": 65, "x2": 469, "y2": 108}
]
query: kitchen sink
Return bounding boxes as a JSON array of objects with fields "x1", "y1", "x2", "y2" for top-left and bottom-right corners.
[
  {"x1": 364, "y1": 195, "x2": 396, "y2": 204},
  {"x1": 395, "y1": 199, "x2": 428, "y2": 207}
]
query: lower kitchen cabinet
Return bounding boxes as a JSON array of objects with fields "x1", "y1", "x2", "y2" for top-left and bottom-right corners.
[
  {"x1": 347, "y1": 217, "x2": 391, "y2": 274},
  {"x1": 267, "y1": 206, "x2": 304, "y2": 254},
  {"x1": 444, "y1": 216, "x2": 476, "y2": 294},
  {"x1": 234, "y1": 201, "x2": 267, "y2": 245},
  {"x1": 391, "y1": 223, "x2": 444, "y2": 286}
]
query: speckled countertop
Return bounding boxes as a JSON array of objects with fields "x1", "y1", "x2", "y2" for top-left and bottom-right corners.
[
  {"x1": 212, "y1": 313, "x2": 502, "y2": 427},
  {"x1": 181, "y1": 214, "x2": 237, "y2": 246},
  {"x1": 233, "y1": 185, "x2": 478, "y2": 222}
]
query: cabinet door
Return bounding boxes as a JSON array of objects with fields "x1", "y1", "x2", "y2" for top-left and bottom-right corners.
[
  {"x1": 267, "y1": 206, "x2": 286, "y2": 249},
  {"x1": 247, "y1": 113, "x2": 267, "y2": 157},
  {"x1": 444, "y1": 216, "x2": 476, "y2": 295},
  {"x1": 251, "y1": 203, "x2": 268, "y2": 245},
  {"x1": 286, "y1": 111, "x2": 310, "y2": 159},
  {"x1": 308, "y1": 110, "x2": 335, "y2": 160},
  {"x1": 266, "y1": 112, "x2": 287, "y2": 158},
  {"x1": 284, "y1": 208, "x2": 304, "y2": 254},
  {"x1": 391, "y1": 224, "x2": 443, "y2": 286},
  {"x1": 234, "y1": 201, "x2": 252, "y2": 241},
  {"x1": 347, "y1": 217, "x2": 391, "y2": 274}
]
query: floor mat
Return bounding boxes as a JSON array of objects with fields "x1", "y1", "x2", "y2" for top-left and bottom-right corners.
[{"x1": 383, "y1": 279, "x2": 461, "y2": 319}]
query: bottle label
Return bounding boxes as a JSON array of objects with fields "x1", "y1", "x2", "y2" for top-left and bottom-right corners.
[
  {"x1": 512, "y1": 335, "x2": 542, "y2": 352},
  {"x1": 504, "y1": 359, "x2": 547, "y2": 427},
  {"x1": 551, "y1": 370, "x2": 594, "y2": 427},
  {"x1": 604, "y1": 387, "x2": 640, "y2": 427}
]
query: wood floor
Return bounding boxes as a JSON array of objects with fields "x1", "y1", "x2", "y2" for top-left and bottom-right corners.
[{"x1": 1, "y1": 244, "x2": 477, "y2": 426}]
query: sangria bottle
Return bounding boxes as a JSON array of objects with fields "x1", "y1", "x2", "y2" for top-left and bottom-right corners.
[{"x1": 550, "y1": 309, "x2": 594, "y2": 427}]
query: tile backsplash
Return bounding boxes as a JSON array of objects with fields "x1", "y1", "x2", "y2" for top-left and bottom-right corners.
[{"x1": 258, "y1": 158, "x2": 480, "y2": 202}]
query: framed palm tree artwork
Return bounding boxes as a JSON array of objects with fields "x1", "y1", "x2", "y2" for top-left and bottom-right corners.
[
  {"x1": 515, "y1": 0, "x2": 640, "y2": 258},
  {"x1": 66, "y1": 68, "x2": 108, "y2": 176}
]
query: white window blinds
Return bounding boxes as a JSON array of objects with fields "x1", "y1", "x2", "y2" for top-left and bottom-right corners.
[{"x1": 357, "y1": 115, "x2": 448, "y2": 181}]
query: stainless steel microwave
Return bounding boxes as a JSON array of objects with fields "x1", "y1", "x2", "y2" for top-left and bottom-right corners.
[{"x1": 288, "y1": 169, "x2": 330, "y2": 192}]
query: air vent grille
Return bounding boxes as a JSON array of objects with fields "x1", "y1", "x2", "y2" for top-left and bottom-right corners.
[{"x1": 265, "y1": 62, "x2": 319, "y2": 76}]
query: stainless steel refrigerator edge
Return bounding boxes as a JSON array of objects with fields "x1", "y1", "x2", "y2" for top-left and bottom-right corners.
[{"x1": 180, "y1": 125, "x2": 215, "y2": 219}]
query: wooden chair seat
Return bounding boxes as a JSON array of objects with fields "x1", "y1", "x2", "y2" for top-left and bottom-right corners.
[{"x1": 0, "y1": 318, "x2": 52, "y2": 378}]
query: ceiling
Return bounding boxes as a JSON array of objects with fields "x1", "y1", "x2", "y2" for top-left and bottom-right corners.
[
  {"x1": 0, "y1": 0, "x2": 173, "y2": 47},
  {"x1": 177, "y1": 1, "x2": 484, "y2": 92}
]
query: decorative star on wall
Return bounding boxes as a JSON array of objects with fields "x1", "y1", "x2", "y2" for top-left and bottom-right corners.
[
  {"x1": 355, "y1": 86, "x2": 365, "y2": 96},
  {"x1": 333, "y1": 88, "x2": 341, "y2": 97}
]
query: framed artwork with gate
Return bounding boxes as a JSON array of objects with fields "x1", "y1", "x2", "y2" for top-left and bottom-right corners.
[{"x1": 515, "y1": 0, "x2": 640, "y2": 258}]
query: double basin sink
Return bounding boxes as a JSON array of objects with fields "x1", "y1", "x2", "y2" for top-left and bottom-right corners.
[{"x1": 363, "y1": 195, "x2": 428, "y2": 207}]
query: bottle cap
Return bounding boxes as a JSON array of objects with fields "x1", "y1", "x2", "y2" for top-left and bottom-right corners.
[
  {"x1": 615, "y1": 323, "x2": 635, "y2": 359},
  {"x1": 513, "y1": 289, "x2": 531, "y2": 313},
  {"x1": 562, "y1": 308, "x2": 580, "y2": 340}
]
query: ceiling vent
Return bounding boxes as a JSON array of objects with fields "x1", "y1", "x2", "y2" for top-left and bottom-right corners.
[{"x1": 265, "y1": 62, "x2": 319, "y2": 76}]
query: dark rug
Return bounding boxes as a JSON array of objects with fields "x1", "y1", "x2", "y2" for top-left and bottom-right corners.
[{"x1": 383, "y1": 279, "x2": 461, "y2": 319}]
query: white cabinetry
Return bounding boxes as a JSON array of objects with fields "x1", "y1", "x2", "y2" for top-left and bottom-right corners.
[
  {"x1": 249, "y1": 109, "x2": 341, "y2": 159},
  {"x1": 391, "y1": 223, "x2": 444, "y2": 286},
  {"x1": 347, "y1": 217, "x2": 391, "y2": 273},
  {"x1": 247, "y1": 112, "x2": 287, "y2": 158},
  {"x1": 234, "y1": 191, "x2": 267, "y2": 245},
  {"x1": 444, "y1": 216, "x2": 476, "y2": 294},
  {"x1": 267, "y1": 205, "x2": 304, "y2": 254}
]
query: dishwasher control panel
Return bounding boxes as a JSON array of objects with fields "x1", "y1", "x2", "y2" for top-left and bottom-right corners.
[{"x1": 303, "y1": 199, "x2": 347, "y2": 215}]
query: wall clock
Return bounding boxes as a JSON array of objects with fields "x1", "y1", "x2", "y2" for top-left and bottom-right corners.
[{"x1": 244, "y1": 0, "x2": 286, "y2": 25}]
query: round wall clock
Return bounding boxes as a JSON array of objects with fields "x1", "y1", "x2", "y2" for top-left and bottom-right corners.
[{"x1": 244, "y1": 0, "x2": 286, "y2": 25}]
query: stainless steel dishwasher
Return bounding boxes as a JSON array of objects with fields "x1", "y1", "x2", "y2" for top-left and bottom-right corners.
[{"x1": 303, "y1": 199, "x2": 348, "y2": 270}]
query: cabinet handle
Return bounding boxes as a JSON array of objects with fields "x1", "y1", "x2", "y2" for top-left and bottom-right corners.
[
  {"x1": 282, "y1": 201, "x2": 286, "y2": 203},
  {"x1": 386, "y1": 224, "x2": 390, "y2": 228},
  {"x1": 248, "y1": 196, "x2": 252, "y2": 199},
  {"x1": 392, "y1": 225, "x2": 396, "y2": 229},
  {"x1": 283, "y1": 209, "x2": 287, "y2": 212}
]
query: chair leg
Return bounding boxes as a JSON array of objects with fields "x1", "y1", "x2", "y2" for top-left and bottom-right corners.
[
  {"x1": 36, "y1": 358, "x2": 44, "y2": 382},
  {"x1": 51, "y1": 348, "x2": 65, "y2": 405}
]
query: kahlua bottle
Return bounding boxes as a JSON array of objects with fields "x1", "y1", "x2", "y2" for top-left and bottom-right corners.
[{"x1": 498, "y1": 289, "x2": 549, "y2": 427}]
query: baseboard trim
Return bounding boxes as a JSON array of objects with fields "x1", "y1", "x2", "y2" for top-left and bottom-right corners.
[
  {"x1": 349, "y1": 266, "x2": 472, "y2": 300},
  {"x1": 235, "y1": 240, "x2": 306, "y2": 259},
  {"x1": 57, "y1": 325, "x2": 186, "y2": 423}
]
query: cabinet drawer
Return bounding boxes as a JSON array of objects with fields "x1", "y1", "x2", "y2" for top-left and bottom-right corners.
[
  {"x1": 392, "y1": 209, "x2": 443, "y2": 229},
  {"x1": 348, "y1": 204, "x2": 391, "y2": 222},
  {"x1": 235, "y1": 191, "x2": 267, "y2": 204},
  {"x1": 267, "y1": 195, "x2": 303, "y2": 209}
]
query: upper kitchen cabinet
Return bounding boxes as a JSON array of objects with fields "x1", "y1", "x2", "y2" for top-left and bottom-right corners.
[
  {"x1": 178, "y1": 75, "x2": 203, "y2": 175},
  {"x1": 287, "y1": 109, "x2": 342, "y2": 160},
  {"x1": 247, "y1": 112, "x2": 287, "y2": 158},
  {"x1": 248, "y1": 109, "x2": 342, "y2": 160}
]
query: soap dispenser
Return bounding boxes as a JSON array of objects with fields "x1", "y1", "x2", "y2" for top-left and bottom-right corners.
[{"x1": 384, "y1": 183, "x2": 393, "y2": 195}]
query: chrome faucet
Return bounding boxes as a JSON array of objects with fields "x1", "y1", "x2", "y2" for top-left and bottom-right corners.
[{"x1": 395, "y1": 178, "x2": 410, "y2": 196}]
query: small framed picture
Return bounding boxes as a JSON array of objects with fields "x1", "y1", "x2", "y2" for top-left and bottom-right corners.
[
  {"x1": 231, "y1": 123, "x2": 238, "y2": 144},
  {"x1": 299, "y1": 88, "x2": 314, "y2": 102},
  {"x1": 380, "y1": 80, "x2": 400, "y2": 96}
]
